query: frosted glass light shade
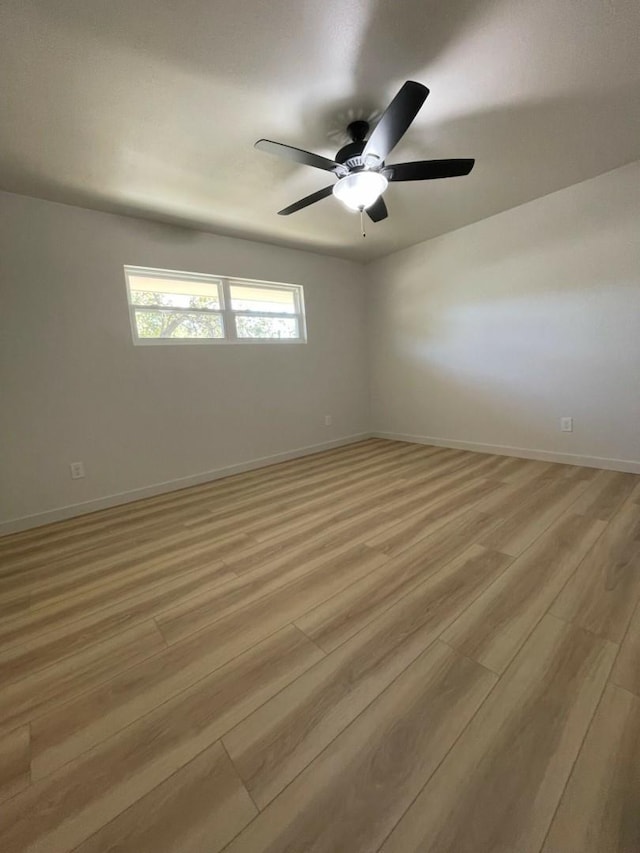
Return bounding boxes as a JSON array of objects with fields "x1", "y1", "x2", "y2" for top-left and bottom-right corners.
[{"x1": 332, "y1": 171, "x2": 388, "y2": 212}]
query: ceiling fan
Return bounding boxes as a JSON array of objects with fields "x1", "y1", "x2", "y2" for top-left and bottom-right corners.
[{"x1": 255, "y1": 81, "x2": 475, "y2": 230}]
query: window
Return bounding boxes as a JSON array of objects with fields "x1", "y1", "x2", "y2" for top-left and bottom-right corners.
[{"x1": 124, "y1": 266, "x2": 306, "y2": 345}]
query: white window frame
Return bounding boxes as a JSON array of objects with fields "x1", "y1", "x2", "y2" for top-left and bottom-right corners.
[{"x1": 124, "y1": 266, "x2": 307, "y2": 346}]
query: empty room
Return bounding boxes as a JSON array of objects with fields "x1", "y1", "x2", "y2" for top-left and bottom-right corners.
[{"x1": 1, "y1": 0, "x2": 639, "y2": 851}]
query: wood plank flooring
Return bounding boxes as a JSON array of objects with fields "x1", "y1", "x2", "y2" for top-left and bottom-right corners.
[{"x1": 0, "y1": 438, "x2": 639, "y2": 852}]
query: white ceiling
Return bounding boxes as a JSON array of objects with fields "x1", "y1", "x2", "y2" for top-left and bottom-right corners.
[{"x1": 1, "y1": 0, "x2": 639, "y2": 262}]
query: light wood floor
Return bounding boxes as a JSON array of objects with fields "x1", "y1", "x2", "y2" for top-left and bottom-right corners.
[{"x1": 1, "y1": 438, "x2": 639, "y2": 852}]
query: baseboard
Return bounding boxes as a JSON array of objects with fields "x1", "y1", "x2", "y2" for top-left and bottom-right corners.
[
  {"x1": 373, "y1": 430, "x2": 640, "y2": 475},
  {"x1": 0, "y1": 432, "x2": 372, "y2": 536}
]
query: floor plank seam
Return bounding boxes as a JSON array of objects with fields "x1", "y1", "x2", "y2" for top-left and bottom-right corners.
[
  {"x1": 544, "y1": 496, "x2": 638, "y2": 638},
  {"x1": 151, "y1": 615, "x2": 170, "y2": 649},
  {"x1": 476, "y1": 513, "x2": 613, "y2": 675},
  {"x1": 298, "y1": 543, "x2": 515, "y2": 660},
  {"x1": 0, "y1": 566, "x2": 239, "y2": 655},
  {"x1": 220, "y1": 738, "x2": 261, "y2": 814},
  {"x1": 535, "y1": 663, "x2": 615, "y2": 853},
  {"x1": 2, "y1": 615, "x2": 159, "y2": 684},
  {"x1": 23, "y1": 622, "x2": 321, "y2": 786},
  {"x1": 371, "y1": 649, "x2": 506, "y2": 853},
  {"x1": 156, "y1": 544, "x2": 392, "y2": 648},
  {"x1": 223, "y1": 630, "x2": 497, "y2": 829},
  {"x1": 437, "y1": 638, "x2": 501, "y2": 677},
  {"x1": 608, "y1": 596, "x2": 640, "y2": 698},
  {"x1": 289, "y1": 623, "x2": 327, "y2": 657},
  {"x1": 0, "y1": 620, "x2": 169, "y2": 739}
]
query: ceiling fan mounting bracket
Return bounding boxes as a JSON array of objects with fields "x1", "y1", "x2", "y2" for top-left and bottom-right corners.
[{"x1": 346, "y1": 120, "x2": 369, "y2": 142}]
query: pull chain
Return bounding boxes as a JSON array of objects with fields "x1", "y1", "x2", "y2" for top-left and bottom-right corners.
[{"x1": 360, "y1": 207, "x2": 366, "y2": 238}]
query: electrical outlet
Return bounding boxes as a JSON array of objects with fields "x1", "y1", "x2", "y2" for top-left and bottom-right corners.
[
  {"x1": 70, "y1": 461, "x2": 86, "y2": 479},
  {"x1": 324, "y1": 414, "x2": 332, "y2": 426},
  {"x1": 560, "y1": 417, "x2": 573, "y2": 433}
]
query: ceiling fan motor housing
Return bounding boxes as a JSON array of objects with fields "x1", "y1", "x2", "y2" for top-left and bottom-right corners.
[{"x1": 335, "y1": 142, "x2": 366, "y2": 170}]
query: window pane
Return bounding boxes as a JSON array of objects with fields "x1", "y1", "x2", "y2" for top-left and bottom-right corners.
[
  {"x1": 134, "y1": 308, "x2": 224, "y2": 339},
  {"x1": 230, "y1": 284, "x2": 296, "y2": 314},
  {"x1": 130, "y1": 289, "x2": 220, "y2": 310},
  {"x1": 235, "y1": 315, "x2": 299, "y2": 339},
  {"x1": 125, "y1": 267, "x2": 306, "y2": 345}
]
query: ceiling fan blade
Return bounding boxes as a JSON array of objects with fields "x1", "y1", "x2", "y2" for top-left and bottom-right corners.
[
  {"x1": 388, "y1": 159, "x2": 475, "y2": 181},
  {"x1": 366, "y1": 196, "x2": 388, "y2": 222},
  {"x1": 256, "y1": 139, "x2": 340, "y2": 173},
  {"x1": 278, "y1": 185, "x2": 334, "y2": 216},
  {"x1": 362, "y1": 81, "x2": 429, "y2": 166}
]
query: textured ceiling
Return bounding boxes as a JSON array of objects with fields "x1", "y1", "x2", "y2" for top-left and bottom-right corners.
[{"x1": 1, "y1": 0, "x2": 639, "y2": 261}]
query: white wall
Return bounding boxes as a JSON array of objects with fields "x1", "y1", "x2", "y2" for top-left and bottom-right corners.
[
  {"x1": 0, "y1": 192, "x2": 370, "y2": 531},
  {"x1": 368, "y1": 162, "x2": 640, "y2": 472}
]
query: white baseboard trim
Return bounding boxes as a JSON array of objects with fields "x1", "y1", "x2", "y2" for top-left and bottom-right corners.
[
  {"x1": 0, "y1": 432, "x2": 372, "y2": 537},
  {"x1": 374, "y1": 431, "x2": 640, "y2": 475}
]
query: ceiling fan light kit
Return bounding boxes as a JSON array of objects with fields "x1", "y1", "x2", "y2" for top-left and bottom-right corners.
[
  {"x1": 255, "y1": 80, "x2": 475, "y2": 237},
  {"x1": 332, "y1": 171, "x2": 388, "y2": 212}
]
